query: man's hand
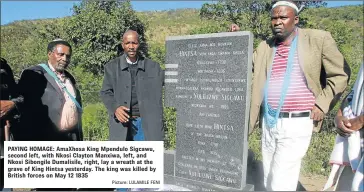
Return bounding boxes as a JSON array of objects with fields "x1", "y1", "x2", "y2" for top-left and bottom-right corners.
[
  {"x1": 229, "y1": 24, "x2": 240, "y2": 32},
  {"x1": 0, "y1": 100, "x2": 15, "y2": 118},
  {"x1": 115, "y1": 106, "x2": 130, "y2": 124},
  {"x1": 335, "y1": 115, "x2": 353, "y2": 137},
  {"x1": 348, "y1": 116, "x2": 364, "y2": 131},
  {"x1": 311, "y1": 105, "x2": 324, "y2": 121}
]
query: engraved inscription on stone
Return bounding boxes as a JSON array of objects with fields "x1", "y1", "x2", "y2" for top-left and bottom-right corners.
[{"x1": 164, "y1": 32, "x2": 253, "y2": 189}]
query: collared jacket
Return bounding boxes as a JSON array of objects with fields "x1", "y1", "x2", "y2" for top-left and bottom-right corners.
[
  {"x1": 249, "y1": 28, "x2": 351, "y2": 133},
  {"x1": 100, "y1": 54, "x2": 165, "y2": 141},
  {"x1": 14, "y1": 64, "x2": 83, "y2": 141}
]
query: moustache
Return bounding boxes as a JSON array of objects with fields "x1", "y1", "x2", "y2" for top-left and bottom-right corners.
[{"x1": 57, "y1": 62, "x2": 69, "y2": 68}]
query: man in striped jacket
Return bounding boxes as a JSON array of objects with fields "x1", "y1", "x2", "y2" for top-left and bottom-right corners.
[{"x1": 230, "y1": 1, "x2": 350, "y2": 191}]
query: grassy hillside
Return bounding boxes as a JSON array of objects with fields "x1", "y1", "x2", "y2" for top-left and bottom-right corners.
[{"x1": 2, "y1": 6, "x2": 362, "y2": 75}]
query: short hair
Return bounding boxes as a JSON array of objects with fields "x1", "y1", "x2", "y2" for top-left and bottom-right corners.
[
  {"x1": 47, "y1": 38, "x2": 72, "y2": 53},
  {"x1": 121, "y1": 29, "x2": 140, "y2": 42}
]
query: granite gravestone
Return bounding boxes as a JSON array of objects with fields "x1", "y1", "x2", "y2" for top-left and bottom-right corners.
[{"x1": 163, "y1": 31, "x2": 254, "y2": 191}]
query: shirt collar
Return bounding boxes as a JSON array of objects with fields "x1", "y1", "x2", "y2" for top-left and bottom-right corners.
[
  {"x1": 48, "y1": 62, "x2": 65, "y2": 76},
  {"x1": 120, "y1": 54, "x2": 145, "y2": 71},
  {"x1": 125, "y1": 54, "x2": 138, "y2": 65}
]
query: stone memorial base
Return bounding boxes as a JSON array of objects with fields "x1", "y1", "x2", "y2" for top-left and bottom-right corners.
[{"x1": 163, "y1": 150, "x2": 255, "y2": 191}]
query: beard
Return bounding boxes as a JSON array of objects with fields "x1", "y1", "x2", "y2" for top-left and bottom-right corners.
[
  {"x1": 55, "y1": 62, "x2": 68, "y2": 72},
  {"x1": 272, "y1": 27, "x2": 296, "y2": 42},
  {"x1": 273, "y1": 31, "x2": 287, "y2": 40}
]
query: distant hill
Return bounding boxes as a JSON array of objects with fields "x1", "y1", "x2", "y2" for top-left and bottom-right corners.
[{"x1": 1, "y1": 5, "x2": 362, "y2": 80}]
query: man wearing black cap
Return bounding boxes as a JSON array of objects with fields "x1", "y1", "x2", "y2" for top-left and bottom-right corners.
[
  {"x1": 15, "y1": 39, "x2": 83, "y2": 191},
  {"x1": 0, "y1": 57, "x2": 23, "y2": 191}
]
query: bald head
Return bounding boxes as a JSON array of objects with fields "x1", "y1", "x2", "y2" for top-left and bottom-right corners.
[{"x1": 121, "y1": 29, "x2": 140, "y2": 62}]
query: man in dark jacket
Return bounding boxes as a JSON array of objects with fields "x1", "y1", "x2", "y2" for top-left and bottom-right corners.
[
  {"x1": 15, "y1": 39, "x2": 82, "y2": 191},
  {"x1": 0, "y1": 57, "x2": 23, "y2": 190},
  {"x1": 100, "y1": 29, "x2": 165, "y2": 142},
  {"x1": 16, "y1": 39, "x2": 83, "y2": 143}
]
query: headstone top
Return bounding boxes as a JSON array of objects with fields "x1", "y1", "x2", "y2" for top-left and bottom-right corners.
[{"x1": 166, "y1": 31, "x2": 253, "y2": 41}]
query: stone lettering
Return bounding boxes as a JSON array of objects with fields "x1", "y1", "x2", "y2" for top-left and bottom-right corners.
[
  {"x1": 215, "y1": 87, "x2": 232, "y2": 92},
  {"x1": 200, "y1": 87, "x2": 213, "y2": 91},
  {"x1": 179, "y1": 50, "x2": 197, "y2": 57},
  {"x1": 217, "y1": 42, "x2": 232, "y2": 46},
  {"x1": 197, "y1": 69, "x2": 214, "y2": 74},
  {"x1": 200, "y1": 78, "x2": 223, "y2": 83},
  {"x1": 218, "y1": 51, "x2": 231, "y2": 55},
  {"x1": 193, "y1": 93, "x2": 220, "y2": 100},
  {"x1": 176, "y1": 86, "x2": 198, "y2": 91},
  {"x1": 221, "y1": 94, "x2": 244, "y2": 101},
  {"x1": 191, "y1": 103, "x2": 207, "y2": 108},
  {"x1": 189, "y1": 170, "x2": 213, "y2": 180},
  {"x1": 175, "y1": 95, "x2": 189, "y2": 99},
  {"x1": 213, "y1": 123, "x2": 234, "y2": 131}
]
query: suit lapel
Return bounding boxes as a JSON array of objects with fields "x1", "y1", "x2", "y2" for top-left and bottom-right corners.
[
  {"x1": 44, "y1": 72, "x2": 63, "y2": 96},
  {"x1": 266, "y1": 43, "x2": 275, "y2": 76},
  {"x1": 297, "y1": 28, "x2": 310, "y2": 79},
  {"x1": 119, "y1": 54, "x2": 129, "y2": 71}
]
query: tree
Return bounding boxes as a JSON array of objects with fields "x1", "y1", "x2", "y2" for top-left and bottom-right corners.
[
  {"x1": 189, "y1": 22, "x2": 226, "y2": 35},
  {"x1": 64, "y1": 0, "x2": 148, "y2": 75},
  {"x1": 199, "y1": 0, "x2": 327, "y2": 46}
]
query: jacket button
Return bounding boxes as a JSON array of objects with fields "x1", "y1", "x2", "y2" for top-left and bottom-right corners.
[{"x1": 124, "y1": 101, "x2": 127, "y2": 104}]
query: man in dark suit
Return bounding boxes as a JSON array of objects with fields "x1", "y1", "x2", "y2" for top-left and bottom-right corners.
[
  {"x1": 15, "y1": 39, "x2": 82, "y2": 191},
  {"x1": 1, "y1": 57, "x2": 23, "y2": 191},
  {"x1": 100, "y1": 29, "x2": 165, "y2": 143}
]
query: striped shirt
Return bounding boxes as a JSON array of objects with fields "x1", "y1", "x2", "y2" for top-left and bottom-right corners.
[{"x1": 267, "y1": 42, "x2": 315, "y2": 112}]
